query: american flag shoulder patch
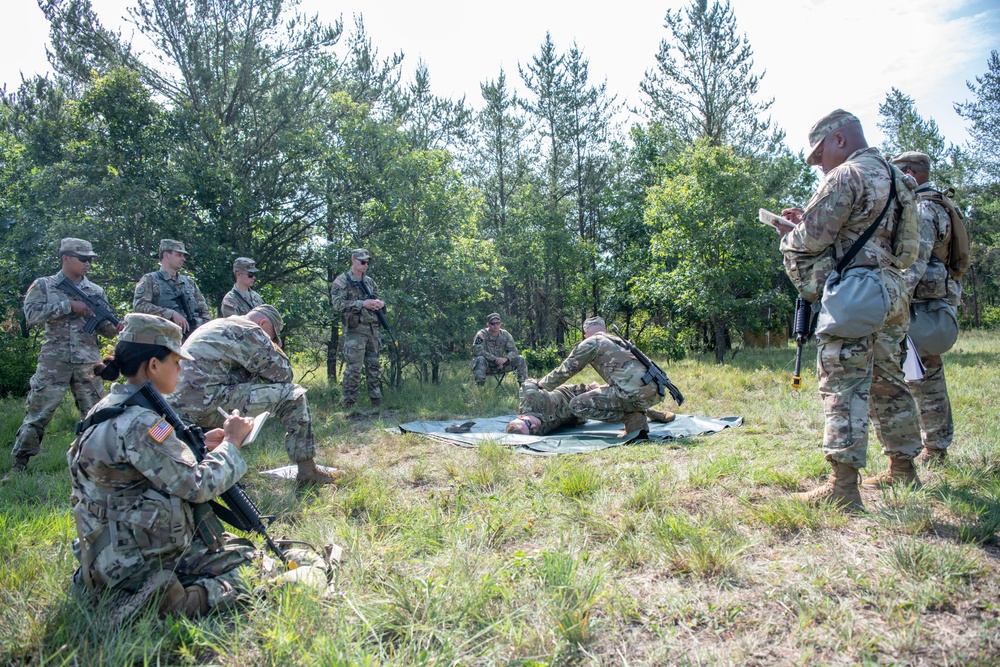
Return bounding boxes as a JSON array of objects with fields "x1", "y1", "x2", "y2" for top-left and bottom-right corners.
[{"x1": 148, "y1": 418, "x2": 174, "y2": 443}]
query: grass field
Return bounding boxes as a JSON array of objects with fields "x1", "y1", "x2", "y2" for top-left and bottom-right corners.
[{"x1": 2, "y1": 333, "x2": 999, "y2": 666}]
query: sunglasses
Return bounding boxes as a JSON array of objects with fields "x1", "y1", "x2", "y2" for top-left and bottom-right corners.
[
  {"x1": 67, "y1": 254, "x2": 94, "y2": 263},
  {"x1": 488, "y1": 320, "x2": 501, "y2": 325},
  {"x1": 521, "y1": 418, "x2": 535, "y2": 435},
  {"x1": 357, "y1": 259, "x2": 370, "y2": 265}
]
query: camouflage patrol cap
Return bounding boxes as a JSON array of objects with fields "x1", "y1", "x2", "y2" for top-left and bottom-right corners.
[
  {"x1": 118, "y1": 313, "x2": 193, "y2": 360},
  {"x1": 806, "y1": 109, "x2": 860, "y2": 166},
  {"x1": 233, "y1": 257, "x2": 259, "y2": 273},
  {"x1": 486, "y1": 312, "x2": 502, "y2": 324},
  {"x1": 351, "y1": 248, "x2": 371, "y2": 261},
  {"x1": 248, "y1": 304, "x2": 284, "y2": 335},
  {"x1": 583, "y1": 315, "x2": 606, "y2": 331},
  {"x1": 890, "y1": 151, "x2": 931, "y2": 174},
  {"x1": 158, "y1": 239, "x2": 188, "y2": 255},
  {"x1": 59, "y1": 238, "x2": 97, "y2": 258}
]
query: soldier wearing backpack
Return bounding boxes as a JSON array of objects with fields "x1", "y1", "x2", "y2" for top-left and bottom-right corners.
[{"x1": 891, "y1": 151, "x2": 970, "y2": 467}]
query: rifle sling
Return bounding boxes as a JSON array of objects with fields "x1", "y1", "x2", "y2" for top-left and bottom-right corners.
[{"x1": 76, "y1": 390, "x2": 247, "y2": 530}]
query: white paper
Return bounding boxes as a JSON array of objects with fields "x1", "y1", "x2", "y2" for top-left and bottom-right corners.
[
  {"x1": 259, "y1": 464, "x2": 340, "y2": 479},
  {"x1": 903, "y1": 336, "x2": 925, "y2": 381},
  {"x1": 758, "y1": 208, "x2": 795, "y2": 234}
]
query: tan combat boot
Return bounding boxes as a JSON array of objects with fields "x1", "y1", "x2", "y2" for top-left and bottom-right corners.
[
  {"x1": 620, "y1": 412, "x2": 649, "y2": 439},
  {"x1": 917, "y1": 447, "x2": 947, "y2": 467},
  {"x1": 109, "y1": 569, "x2": 184, "y2": 628},
  {"x1": 646, "y1": 408, "x2": 676, "y2": 424},
  {"x1": 296, "y1": 460, "x2": 343, "y2": 487},
  {"x1": 862, "y1": 456, "x2": 922, "y2": 489},
  {"x1": 178, "y1": 585, "x2": 210, "y2": 618},
  {"x1": 792, "y1": 461, "x2": 865, "y2": 513},
  {"x1": 1, "y1": 454, "x2": 30, "y2": 485}
]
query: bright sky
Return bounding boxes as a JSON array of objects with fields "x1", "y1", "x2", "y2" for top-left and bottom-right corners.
[{"x1": 3, "y1": 0, "x2": 999, "y2": 158}]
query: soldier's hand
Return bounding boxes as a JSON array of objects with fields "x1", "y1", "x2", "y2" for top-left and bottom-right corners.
[
  {"x1": 222, "y1": 411, "x2": 254, "y2": 448},
  {"x1": 170, "y1": 311, "x2": 190, "y2": 332},
  {"x1": 496, "y1": 356, "x2": 509, "y2": 367},
  {"x1": 115, "y1": 321, "x2": 126, "y2": 333},
  {"x1": 203, "y1": 428, "x2": 226, "y2": 450},
  {"x1": 363, "y1": 298, "x2": 384, "y2": 310},
  {"x1": 70, "y1": 300, "x2": 94, "y2": 318},
  {"x1": 780, "y1": 208, "x2": 803, "y2": 225}
]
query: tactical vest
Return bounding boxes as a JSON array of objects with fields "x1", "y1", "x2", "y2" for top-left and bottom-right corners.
[
  {"x1": 153, "y1": 271, "x2": 197, "y2": 322},
  {"x1": 337, "y1": 273, "x2": 379, "y2": 331}
]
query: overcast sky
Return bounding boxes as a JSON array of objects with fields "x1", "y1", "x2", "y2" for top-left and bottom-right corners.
[{"x1": 3, "y1": 0, "x2": 999, "y2": 158}]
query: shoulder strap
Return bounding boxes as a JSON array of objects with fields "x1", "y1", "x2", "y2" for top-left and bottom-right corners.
[
  {"x1": 837, "y1": 163, "x2": 897, "y2": 274},
  {"x1": 75, "y1": 405, "x2": 129, "y2": 434}
]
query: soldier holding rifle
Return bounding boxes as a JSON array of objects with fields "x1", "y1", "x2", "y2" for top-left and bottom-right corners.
[
  {"x1": 330, "y1": 248, "x2": 387, "y2": 410},
  {"x1": 779, "y1": 110, "x2": 922, "y2": 512},
  {"x1": 4, "y1": 238, "x2": 122, "y2": 483},
  {"x1": 133, "y1": 239, "x2": 210, "y2": 339},
  {"x1": 68, "y1": 314, "x2": 258, "y2": 621}
]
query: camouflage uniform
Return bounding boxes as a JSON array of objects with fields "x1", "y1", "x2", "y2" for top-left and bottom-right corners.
[
  {"x1": 471, "y1": 326, "x2": 528, "y2": 384},
  {"x1": 330, "y1": 271, "x2": 382, "y2": 404},
  {"x1": 168, "y1": 316, "x2": 316, "y2": 463},
  {"x1": 221, "y1": 287, "x2": 263, "y2": 318},
  {"x1": 221, "y1": 258, "x2": 264, "y2": 317},
  {"x1": 781, "y1": 147, "x2": 922, "y2": 468},
  {"x1": 901, "y1": 181, "x2": 960, "y2": 453},
  {"x1": 134, "y1": 270, "x2": 210, "y2": 331},
  {"x1": 538, "y1": 331, "x2": 658, "y2": 423},
  {"x1": 68, "y1": 382, "x2": 256, "y2": 609},
  {"x1": 518, "y1": 381, "x2": 589, "y2": 435},
  {"x1": 11, "y1": 270, "x2": 116, "y2": 460}
]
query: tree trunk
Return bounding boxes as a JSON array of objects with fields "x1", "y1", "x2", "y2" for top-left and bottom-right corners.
[{"x1": 714, "y1": 318, "x2": 726, "y2": 365}]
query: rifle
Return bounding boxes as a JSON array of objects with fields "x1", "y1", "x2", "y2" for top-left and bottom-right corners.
[
  {"x1": 129, "y1": 382, "x2": 288, "y2": 564},
  {"x1": 791, "y1": 296, "x2": 815, "y2": 390},
  {"x1": 612, "y1": 328, "x2": 685, "y2": 407},
  {"x1": 57, "y1": 276, "x2": 120, "y2": 334},
  {"x1": 357, "y1": 278, "x2": 398, "y2": 350}
]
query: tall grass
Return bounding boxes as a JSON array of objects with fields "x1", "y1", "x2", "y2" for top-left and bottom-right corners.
[{"x1": 2, "y1": 332, "x2": 999, "y2": 664}]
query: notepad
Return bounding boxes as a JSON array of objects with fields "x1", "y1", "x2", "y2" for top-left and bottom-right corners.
[{"x1": 217, "y1": 407, "x2": 270, "y2": 446}]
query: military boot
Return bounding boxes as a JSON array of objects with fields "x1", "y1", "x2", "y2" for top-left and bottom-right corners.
[
  {"x1": 296, "y1": 460, "x2": 343, "y2": 487},
  {"x1": 792, "y1": 461, "x2": 865, "y2": 513},
  {"x1": 917, "y1": 447, "x2": 947, "y2": 467},
  {"x1": 646, "y1": 408, "x2": 676, "y2": 424},
  {"x1": 620, "y1": 412, "x2": 649, "y2": 439},
  {"x1": 1, "y1": 454, "x2": 30, "y2": 485},
  {"x1": 109, "y1": 569, "x2": 185, "y2": 628},
  {"x1": 862, "y1": 456, "x2": 922, "y2": 489},
  {"x1": 177, "y1": 585, "x2": 210, "y2": 618}
]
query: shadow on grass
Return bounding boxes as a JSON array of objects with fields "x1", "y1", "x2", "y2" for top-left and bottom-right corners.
[{"x1": 930, "y1": 479, "x2": 1000, "y2": 552}]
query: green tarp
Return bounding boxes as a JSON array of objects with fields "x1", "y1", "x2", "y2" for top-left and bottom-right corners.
[{"x1": 398, "y1": 414, "x2": 743, "y2": 456}]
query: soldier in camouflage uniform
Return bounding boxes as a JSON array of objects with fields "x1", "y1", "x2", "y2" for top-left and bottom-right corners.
[
  {"x1": 329, "y1": 248, "x2": 383, "y2": 409},
  {"x1": 221, "y1": 257, "x2": 264, "y2": 317},
  {"x1": 68, "y1": 314, "x2": 258, "y2": 620},
  {"x1": 505, "y1": 380, "x2": 593, "y2": 435},
  {"x1": 506, "y1": 379, "x2": 675, "y2": 436},
  {"x1": 891, "y1": 151, "x2": 962, "y2": 467},
  {"x1": 780, "y1": 110, "x2": 922, "y2": 511},
  {"x1": 471, "y1": 313, "x2": 528, "y2": 386},
  {"x1": 168, "y1": 305, "x2": 339, "y2": 486},
  {"x1": 4, "y1": 239, "x2": 122, "y2": 483},
  {"x1": 133, "y1": 239, "x2": 210, "y2": 339},
  {"x1": 538, "y1": 316, "x2": 659, "y2": 436}
]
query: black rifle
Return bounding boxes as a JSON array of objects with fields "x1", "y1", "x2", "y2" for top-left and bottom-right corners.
[
  {"x1": 357, "y1": 278, "x2": 398, "y2": 350},
  {"x1": 57, "y1": 276, "x2": 120, "y2": 334},
  {"x1": 791, "y1": 296, "x2": 815, "y2": 390},
  {"x1": 129, "y1": 382, "x2": 287, "y2": 563},
  {"x1": 612, "y1": 329, "x2": 685, "y2": 406}
]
